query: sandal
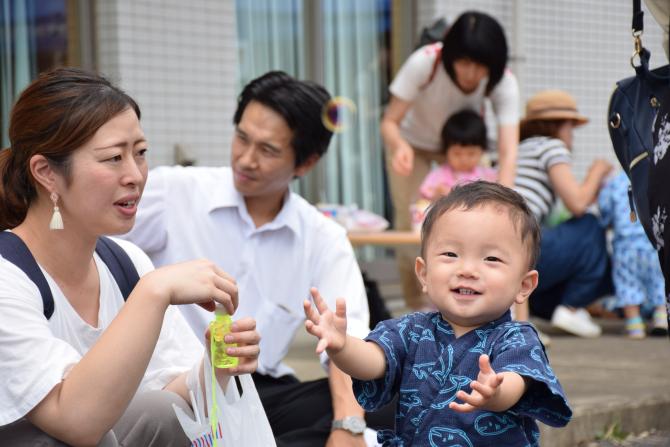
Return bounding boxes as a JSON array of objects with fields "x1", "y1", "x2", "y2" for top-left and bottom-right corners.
[{"x1": 650, "y1": 309, "x2": 669, "y2": 337}]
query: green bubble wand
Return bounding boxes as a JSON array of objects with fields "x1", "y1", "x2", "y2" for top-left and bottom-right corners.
[{"x1": 209, "y1": 304, "x2": 238, "y2": 446}]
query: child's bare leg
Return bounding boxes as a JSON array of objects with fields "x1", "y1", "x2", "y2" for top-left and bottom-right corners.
[{"x1": 623, "y1": 305, "x2": 641, "y2": 319}]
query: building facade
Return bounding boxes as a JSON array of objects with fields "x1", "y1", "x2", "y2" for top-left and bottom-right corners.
[{"x1": 1, "y1": 0, "x2": 665, "y2": 216}]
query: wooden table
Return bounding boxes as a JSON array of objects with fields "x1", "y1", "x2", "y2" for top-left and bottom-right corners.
[{"x1": 347, "y1": 230, "x2": 421, "y2": 247}]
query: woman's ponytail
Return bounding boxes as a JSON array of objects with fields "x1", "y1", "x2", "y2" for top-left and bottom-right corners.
[{"x1": 0, "y1": 147, "x2": 31, "y2": 230}]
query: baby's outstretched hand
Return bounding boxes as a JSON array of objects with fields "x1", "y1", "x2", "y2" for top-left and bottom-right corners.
[
  {"x1": 303, "y1": 287, "x2": 348, "y2": 355},
  {"x1": 449, "y1": 354, "x2": 504, "y2": 413}
]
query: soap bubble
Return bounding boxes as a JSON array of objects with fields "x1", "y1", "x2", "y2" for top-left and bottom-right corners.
[{"x1": 321, "y1": 96, "x2": 357, "y2": 133}]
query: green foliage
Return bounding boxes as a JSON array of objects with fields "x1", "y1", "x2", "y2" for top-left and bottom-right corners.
[{"x1": 595, "y1": 422, "x2": 629, "y2": 442}]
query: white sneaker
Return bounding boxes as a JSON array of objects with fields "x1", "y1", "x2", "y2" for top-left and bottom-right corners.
[
  {"x1": 575, "y1": 308, "x2": 595, "y2": 321},
  {"x1": 551, "y1": 305, "x2": 602, "y2": 338}
]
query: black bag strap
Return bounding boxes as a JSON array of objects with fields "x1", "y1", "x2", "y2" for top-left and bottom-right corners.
[
  {"x1": 95, "y1": 236, "x2": 140, "y2": 302},
  {"x1": 416, "y1": 17, "x2": 449, "y2": 49},
  {"x1": 631, "y1": 0, "x2": 646, "y2": 66},
  {"x1": 419, "y1": 46, "x2": 442, "y2": 90},
  {"x1": 0, "y1": 232, "x2": 139, "y2": 319},
  {"x1": 632, "y1": 0, "x2": 643, "y2": 35},
  {"x1": 628, "y1": 1, "x2": 667, "y2": 84},
  {"x1": 0, "y1": 232, "x2": 55, "y2": 318}
]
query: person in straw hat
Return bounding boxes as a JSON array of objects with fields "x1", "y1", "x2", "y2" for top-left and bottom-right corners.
[{"x1": 513, "y1": 90, "x2": 613, "y2": 338}]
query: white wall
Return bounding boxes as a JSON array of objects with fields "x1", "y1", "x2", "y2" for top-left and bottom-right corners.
[
  {"x1": 416, "y1": 0, "x2": 665, "y2": 177},
  {"x1": 93, "y1": 0, "x2": 667, "y2": 178},
  {"x1": 95, "y1": 0, "x2": 239, "y2": 167}
]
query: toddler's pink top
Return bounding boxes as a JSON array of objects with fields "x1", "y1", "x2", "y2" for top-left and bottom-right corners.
[{"x1": 419, "y1": 164, "x2": 497, "y2": 199}]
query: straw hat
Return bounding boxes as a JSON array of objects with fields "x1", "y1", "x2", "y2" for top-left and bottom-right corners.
[{"x1": 521, "y1": 90, "x2": 588, "y2": 126}]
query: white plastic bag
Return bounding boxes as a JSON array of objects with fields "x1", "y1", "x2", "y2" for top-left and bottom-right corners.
[
  {"x1": 216, "y1": 374, "x2": 276, "y2": 446},
  {"x1": 173, "y1": 354, "x2": 276, "y2": 447}
]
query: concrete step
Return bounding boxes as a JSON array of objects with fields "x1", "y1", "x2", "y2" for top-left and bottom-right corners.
[{"x1": 538, "y1": 335, "x2": 670, "y2": 447}]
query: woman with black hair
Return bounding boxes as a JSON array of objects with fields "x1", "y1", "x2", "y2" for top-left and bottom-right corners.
[{"x1": 381, "y1": 11, "x2": 520, "y2": 311}]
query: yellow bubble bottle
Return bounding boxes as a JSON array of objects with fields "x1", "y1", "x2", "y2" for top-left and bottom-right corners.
[{"x1": 210, "y1": 304, "x2": 238, "y2": 369}]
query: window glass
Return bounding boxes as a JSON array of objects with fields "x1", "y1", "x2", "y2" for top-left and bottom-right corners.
[{"x1": 1, "y1": 0, "x2": 71, "y2": 147}]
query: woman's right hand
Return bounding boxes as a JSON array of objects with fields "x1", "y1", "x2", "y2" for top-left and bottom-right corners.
[
  {"x1": 141, "y1": 259, "x2": 238, "y2": 314},
  {"x1": 391, "y1": 141, "x2": 415, "y2": 176},
  {"x1": 590, "y1": 159, "x2": 614, "y2": 182},
  {"x1": 381, "y1": 96, "x2": 414, "y2": 176}
]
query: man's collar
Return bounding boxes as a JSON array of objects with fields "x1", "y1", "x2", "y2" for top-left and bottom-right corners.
[
  {"x1": 205, "y1": 173, "x2": 241, "y2": 211},
  {"x1": 206, "y1": 175, "x2": 300, "y2": 234},
  {"x1": 261, "y1": 191, "x2": 301, "y2": 234}
]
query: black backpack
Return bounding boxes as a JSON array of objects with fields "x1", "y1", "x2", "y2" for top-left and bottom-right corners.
[
  {"x1": 607, "y1": 0, "x2": 670, "y2": 244},
  {"x1": 0, "y1": 232, "x2": 139, "y2": 319},
  {"x1": 415, "y1": 17, "x2": 449, "y2": 49}
]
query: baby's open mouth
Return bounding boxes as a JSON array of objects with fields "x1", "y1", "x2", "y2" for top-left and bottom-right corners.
[{"x1": 452, "y1": 287, "x2": 481, "y2": 295}]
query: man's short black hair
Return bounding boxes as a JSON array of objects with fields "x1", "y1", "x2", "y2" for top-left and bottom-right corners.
[
  {"x1": 441, "y1": 109, "x2": 488, "y2": 154},
  {"x1": 441, "y1": 11, "x2": 508, "y2": 95},
  {"x1": 420, "y1": 181, "x2": 540, "y2": 270},
  {"x1": 233, "y1": 71, "x2": 333, "y2": 167}
]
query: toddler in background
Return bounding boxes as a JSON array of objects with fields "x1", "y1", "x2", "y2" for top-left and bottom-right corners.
[
  {"x1": 306, "y1": 181, "x2": 571, "y2": 446},
  {"x1": 598, "y1": 171, "x2": 669, "y2": 338},
  {"x1": 419, "y1": 109, "x2": 497, "y2": 200},
  {"x1": 410, "y1": 110, "x2": 497, "y2": 230}
]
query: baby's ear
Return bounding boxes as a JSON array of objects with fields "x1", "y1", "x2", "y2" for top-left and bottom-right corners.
[
  {"x1": 515, "y1": 270, "x2": 539, "y2": 304},
  {"x1": 415, "y1": 257, "x2": 428, "y2": 293}
]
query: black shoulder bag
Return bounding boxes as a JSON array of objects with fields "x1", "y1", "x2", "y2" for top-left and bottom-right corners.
[{"x1": 607, "y1": 0, "x2": 670, "y2": 245}]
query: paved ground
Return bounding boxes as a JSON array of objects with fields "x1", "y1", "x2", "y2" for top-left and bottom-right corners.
[
  {"x1": 283, "y1": 259, "x2": 670, "y2": 447},
  {"x1": 585, "y1": 430, "x2": 670, "y2": 446},
  {"x1": 534, "y1": 323, "x2": 670, "y2": 447}
]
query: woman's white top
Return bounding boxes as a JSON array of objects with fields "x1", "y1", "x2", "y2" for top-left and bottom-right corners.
[
  {"x1": 390, "y1": 42, "x2": 519, "y2": 151},
  {"x1": 0, "y1": 237, "x2": 202, "y2": 426}
]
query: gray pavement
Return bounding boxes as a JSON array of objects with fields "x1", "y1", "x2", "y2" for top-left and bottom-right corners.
[
  {"x1": 586, "y1": 430, "x2": 670, "y2": 447},
  {"x1": 534, "y1": 321, "x2": 670, "y2": 447}
]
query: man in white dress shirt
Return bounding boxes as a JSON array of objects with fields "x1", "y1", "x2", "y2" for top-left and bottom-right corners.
[{"x1": 122, "y1": 71, "x2": 392, "y2": 446}]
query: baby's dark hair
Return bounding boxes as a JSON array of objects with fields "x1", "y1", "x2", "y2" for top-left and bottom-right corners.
[
  {"x1": 441, "y1": 110, "x2": 488, "y2": 154},
  {"x1": 420, "y1": 181, "x2": 540, "y2": 269}
]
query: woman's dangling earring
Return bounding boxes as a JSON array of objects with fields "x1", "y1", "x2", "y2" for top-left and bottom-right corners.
[{"x1": 49, "y1": 192, "x2": 64, "y2": 230}]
